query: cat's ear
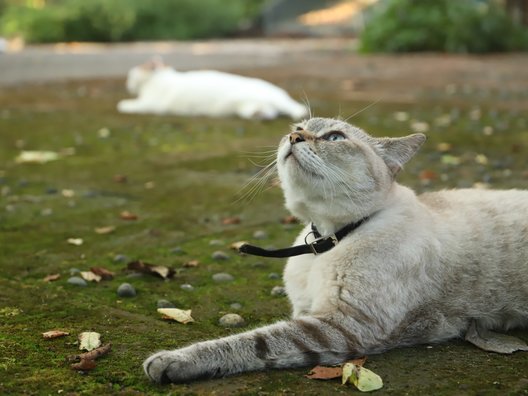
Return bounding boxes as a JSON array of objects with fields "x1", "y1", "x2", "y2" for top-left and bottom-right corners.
[{"x1": 375, "y1": 133, "x2": 426, "y2": 175}]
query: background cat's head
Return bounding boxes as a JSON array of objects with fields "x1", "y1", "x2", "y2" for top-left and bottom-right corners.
[
  {"x1": 276, "y1": 117, "x2": 425, "y2": 233},
  {"x1": 126, "y1": 57, "x2": 167, "y2": 95}
]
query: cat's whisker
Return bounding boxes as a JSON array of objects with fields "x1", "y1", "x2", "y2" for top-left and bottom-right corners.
[
  {"x1": 233, "y1": 160, "x2": 278, "y2": 204},
  {"x1": 343, "y1": 98, "x2": 382, "y2": 122}
]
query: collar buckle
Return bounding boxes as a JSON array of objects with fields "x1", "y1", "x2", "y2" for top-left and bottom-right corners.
[{"x1": 307, "y1": 233, "x2": 338, "y2": 255}]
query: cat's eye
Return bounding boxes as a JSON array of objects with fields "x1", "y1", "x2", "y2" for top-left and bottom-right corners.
[{"x1": 324, "y1": 132, "x2": 346, "y2": 142}]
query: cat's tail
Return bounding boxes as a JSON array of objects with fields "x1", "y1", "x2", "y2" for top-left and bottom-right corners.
[
  {"x1": 144, "y1": 315, "x2": 375, "y2": 384},
  {"x1": 281, "y1": 99, "x2": 308, "y2": 120}
]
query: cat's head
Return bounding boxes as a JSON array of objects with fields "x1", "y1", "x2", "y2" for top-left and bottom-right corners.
[
  {"x1": 276, "y1": 117, "x2": 425, "y2": 233},
  {"x1": 126, "y1": 57, "x2": 167, "y2": 95}
]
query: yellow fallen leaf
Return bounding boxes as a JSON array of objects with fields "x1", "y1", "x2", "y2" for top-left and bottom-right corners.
[
  {"x1": 157, "y1": 308, "x2": 194, "y2": 324},
  {"x1": 15, "y1": 150, "x2": 59, "y2": 164},
  {"x1": 342, "y1": 362, "x2": 383, "y2": 392},
  {"x1": 80, "y1": 271, "x2": 102, "y2": 283},
  {"x1": 94, "y1": 226, "x2": 115, "y2": 234},
  {"x1": 42, "y1": 330, "x2": 70, "y2": 339},
  {"x1": 79, "y1": 331, "x2": 101, "y2": 351},
  {"x1": 230, "y1": 241, "x2": 249, "y2": 251},
  {"x1": 67, "y1": 238, "x2": 83, "y2": 246}
]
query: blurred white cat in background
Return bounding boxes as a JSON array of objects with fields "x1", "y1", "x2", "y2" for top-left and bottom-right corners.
[{"x1": 117, "y1": 58, "x2": 307, "y2": 120}]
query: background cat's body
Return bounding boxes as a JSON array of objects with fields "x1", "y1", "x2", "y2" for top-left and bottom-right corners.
[
  {"x1": 144, "y1": 118, "x2": 528, "y2": 384},
  {"x1": 118, "y1": 64, "x2": 307, "y2": 120}
]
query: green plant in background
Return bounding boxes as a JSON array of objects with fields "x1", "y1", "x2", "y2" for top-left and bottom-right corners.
[
  {"x1": 0, "y1": 0, "x2": 266, "y2": 43},
  {"x1": 360, "y1": 0, "x2": 528, "y2": 53}
]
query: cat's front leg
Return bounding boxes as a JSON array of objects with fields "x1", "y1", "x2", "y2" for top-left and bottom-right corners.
[
  {"x1": 144, "y1": 315, "x2": 369, "y2": 384},
  {"x1": 117, "y1": 99, "x2": 150, "y2": 114}
]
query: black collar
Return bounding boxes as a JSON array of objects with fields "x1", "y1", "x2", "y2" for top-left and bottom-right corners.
[{"x1": 238, "y1": 217, "x2": 369, "y2": 258}]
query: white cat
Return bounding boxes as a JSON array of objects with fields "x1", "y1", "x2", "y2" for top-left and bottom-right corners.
[
  {"x1": 144, "y1": 117, "x2": 528, "y2": 384},
  {"x1": 117, "y1": 59, "x2": 307, "y2": 120}
]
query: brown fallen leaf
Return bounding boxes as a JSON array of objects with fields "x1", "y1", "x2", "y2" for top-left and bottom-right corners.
[
  {"x1": 69, "y1": 343, "x2": 112, "y2": 363},
  {"x1": 90, "y1": 266, "x2": 114, "y2": 280},
  {"x1": 80, "y1": 271, "x2": 102, "y2": 283},
  {"x1": 43, "y1": 273, "x2": 61, "y2": 282},
  {"x1": 305, "y1": 365, "x2": 343, "y2": 380},
  {"x1": 221, "y1": 216, "x2": 240, "y2": 225},
  {"x1": 120, "y1": 211, "x2": 138, "y2": 220},
  {"x1": 94, "y1": 226, "x2": 116, "y2": 235},
  {"x1": 71, "y1": 358, "x2": 97, "y2": 371},
  {"x1": 183, "y1": 259, "x2": 200, "y2": 268},
  {"x1": 281, "y1": 215, "x2": 299, "y2": 224},
  {"x1": 349, "y1": 356, "x2": 367, "y2": 367},
  {"x1": 113, "y1": 174, "x2": 128, "y2": 183},
  {"x1": 42, "y1": 330, "x2": 69, "y2": 339},
  {"x1": 127, "y1": 260, "x2": 175, "y2": 279},
  {"x1": 419, "y1": 169, "x2": 438, "y2": 182}
]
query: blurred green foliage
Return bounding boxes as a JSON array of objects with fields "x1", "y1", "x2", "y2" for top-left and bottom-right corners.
[
  {"x1": 360, "y1": 0, "x2": 528, "y2": 53},
  {"x1": 0, "y1": 0, "x2": 265, "y2": 42}
]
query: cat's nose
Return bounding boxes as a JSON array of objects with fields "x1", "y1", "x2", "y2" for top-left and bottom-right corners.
[{"x1": 289, "y1": 132, "x2": 305, "y2": 145}]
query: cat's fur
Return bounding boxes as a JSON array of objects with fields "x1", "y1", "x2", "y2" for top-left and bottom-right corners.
[
  {"x1": 117, "y1": 59, "x2": 307, "y2": 120},
  {"x1": 144, "y1": 117, "x2": 528, "y2": 384}
]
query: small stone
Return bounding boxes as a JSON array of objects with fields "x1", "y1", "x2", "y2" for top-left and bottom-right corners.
[
  {"x1": 180, "y1": 284, "x2": 194, "y2": 291},
  {"x1": 218, "y1": 313, "x2": 246, "y2": 328},
  {"x1": 67, "y1": 276, "x2": 87, "y2": 287},
  {"x1": 126, "y1": 272, "x2": 144, "y2": 279},
  {"x1": 209, "y1": 239, "x2": 224, "y2": 246},
  {"x1": 268, "y1": 272, "x2": 281, "y2": 280},
  {"x1": 45, "y1": 187, "x2": 58, "y2": 195},
  {"x1": 271, "y1": 286, "x2": 287, "y2": 297},
  {"x1": 170, "y1": 246, "x2": 185, "y2": 255},
  {"x1": 251, "y1": 262, "x2": 268, "y2": 269},
  {"x1": 212, "y1": 273, "x2": 234, "y2": 283},
  {"x1": 69, "y1": 268, "x2": 81, "y2": 276},
  {"x1": 212, "y1": 251, "x2": 229, "y2": 261},
  {"x1": 117, "y1": 283, "x2": 136, "y2": 297},
  {"x1": 40, "y1": 208, "x2": 53, "y2": 216},
  {"x1": 252, "y1": 230, "x2": 268, "y2": 239},
  {"x1": 157, "y1": 299, "x2": 175, "y2": 309},
  {"x1": 113, "y1": 254, "x2": 128, "y2": 263},
  {"x1": 230, "y1": 303, "x2": 242, "y2": 310}
]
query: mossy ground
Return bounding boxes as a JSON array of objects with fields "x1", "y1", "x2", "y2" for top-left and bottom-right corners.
[{"x1": 1, "y1": 57, "x2": 528, "y2": 395}]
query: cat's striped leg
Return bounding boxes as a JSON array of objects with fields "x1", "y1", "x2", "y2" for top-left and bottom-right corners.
[{"x1": 144, "y1": 315, "x2": 370, "y2": 384}]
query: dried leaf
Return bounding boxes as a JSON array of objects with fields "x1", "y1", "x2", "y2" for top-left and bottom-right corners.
[
  {"x1": 305, "y1": 365, "x2": 342, "y2": 380},
  {"x1": 419, "y1": 170, "x2": 438, "y2": 182},
  {"x1": 113, "y1": 174, "x2": 127, "y2": 183},
  {"x1": 183, "y1": 259, "x2": 200, "y2": 268},
  {"x1": 127, "y1": 260, "x2": 175, "y2": 279},
  {"x1": 281, "y1": 215, "x2": 299, "y2": 224},
  {"x1": 120, "y1": 211, "x2": 138, "y2": 220},
  {"x1": 71, "y1": 358, "x2": 97, "y2": 371},
  {"x1": 67, "y1": 238, "x2": 83, "y2": 246},
  {"x1": 342, "y1": 360, "x2": 383, "y2": 392},
  {"x1": 90, "y1": 267, "x2": 114, "y2": 280},
  {"x1": 43, "y1": 273, "x2": 61, "y2": 282},
  {"x1": 79, "y1": 332, "x2": 101, "y2": 351},
  {"x1": 80, "y1": 271, "x2": 102, "y2": 283},
  {"x1": 157, "y1": 308, "x2": 194, "y2": 324},
  {"x1": 70, "y1": 343, "x2": 112, "y2": 362},
  {"x1": 230, "y1": 241, "x2": 249, "y2": 251},
  {"x1": 42, "y1": 330, "x2": 69, "y2": 339},
  {"x1": 221, "y1": 216, "x2": 240, "y2": 225},
  {"x1": 15, "y1": 150, "x2": 59, "y2": 164},
  {"x1": 94, "y1": 226, "x2": 115, "y2": 235}
]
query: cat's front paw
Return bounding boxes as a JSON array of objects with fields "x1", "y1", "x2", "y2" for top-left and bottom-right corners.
[{"x1": 143, "y1": 350, "x2": 186, "y2": 384}]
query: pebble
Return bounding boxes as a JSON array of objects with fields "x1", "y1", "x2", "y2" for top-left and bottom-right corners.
[
  {"x1": 40, "y1": 208, "x2": 53, "y2": 216},
  {"x1": 211, "y1": 251, "x2": 229, "y2": 261},
  {"x1": 170, "y1": 246, "x2": 185, "y2": 255},
  {"x1": 113, "y1": 254, "x2": 129, "y2": 263},
  {"x1": 67, "y1": 276, "x2": 87, "y2": 287},
  {"x1": 252, "y1": 230, "x2": 268, "y2": 239},
  {"x1": 69, "y1": 268, "x2": 81, "y2": 276},
  {"x1": 212, "y1": 273, "x2": 234, "y2": 283},
  {"x1": 271, "y1": 286, "x2": 287, "y2": 297},
  {"x1": 268, "y1": 272, "x2": 281, "y2": 280},
  {"x1": 251, "y1": 262, "x2": 268, "y2": 269},
  {"x1": 230, "y1": 303, "x2": 242, "y2": 310},
  {"x1": 45, "y1": 187, "x2": 58, "y2": 195},
  {"x1": 126, "y1": 272, "x2": 144, "y2": 279},
  {"x1": 117, "y1": 283, "x2": 136, "y2": 297},
  {"x1": 209, "y1": 239, "x2": 224, "y2": 246},
  {"x1": 157, "y1": 299, "x2": 176, "y2": 309},
  {"x1": 180, "y1": 284, "x2": 194, "y2": 291},
  {"x1": 218, "y1": 313, "x2": 246, "y2": 328}
]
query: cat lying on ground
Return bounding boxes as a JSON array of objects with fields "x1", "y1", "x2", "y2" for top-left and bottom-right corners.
[
  {"x1": 117, "y1": 59, "x2": 307, "y2": 120},
  {"x1": 144, "y1": 117, "x2": 528, "y2": 383}
]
